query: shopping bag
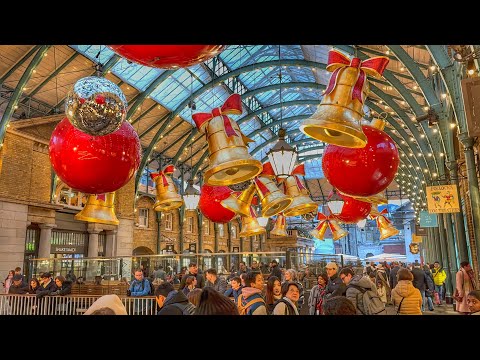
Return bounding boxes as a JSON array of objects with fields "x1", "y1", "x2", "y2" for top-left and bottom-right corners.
[{"x1": 434, "y1": 291, "x2": 440, "y2": 305}]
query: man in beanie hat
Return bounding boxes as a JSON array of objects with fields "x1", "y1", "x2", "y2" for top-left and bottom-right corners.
[{"x1": 8, "y1": 274, "x2": 28, "y2": 294}]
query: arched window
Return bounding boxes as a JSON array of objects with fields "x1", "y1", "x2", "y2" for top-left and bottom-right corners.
[{"x1": 54, "y1": 181, "x2": 87, "y2": 209}]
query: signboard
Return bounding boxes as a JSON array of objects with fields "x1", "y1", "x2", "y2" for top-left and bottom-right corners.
[
  {"x1": 426, "y1": 185, "x2": 460, "y2": 213},
  {"x1": 233, "y1": 246, "x2": 240, "y2": 252},
  {"x1": 419, "y1": 211, "x2": 438, "y2": 227},
  {"x1": 188, "y1": 244, "x2": 196, "y2": 253},
  {"x1": 412, "y1": 234, "x2": 424, "y2": 243},
  {"x1": 165, "y1": 244, "x2": 174, "y2": 252},
  {"x1": 461, "y1": 77, "x2": 480, "y2": 137},
  {"x1": 415, "y1": 226, "x2": 428, "y2": 236},
  {"x1": 50, "y1": 245, "x2": 84, "y2": 254}
]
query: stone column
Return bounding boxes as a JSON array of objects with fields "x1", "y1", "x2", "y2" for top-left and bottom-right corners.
[
  {"x1": 87, "y1": 228, "x2": 101, "y2": 281},
  {"x1": 38, "y1": 223, "x2": 56, "y2": 258},
  {"x1": 437, "y1": 214, "x2": 453, "y2": 296},
  {"x1": 105, "y1": 230, "x2": 117, "y2": 258}
]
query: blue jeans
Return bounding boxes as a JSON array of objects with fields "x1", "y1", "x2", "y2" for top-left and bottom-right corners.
[
  {"x1": 435, "y1": 284, "x2": 444, "y2": 303},
  {"x1": 425, "y1": 293, "x2": 434, "y2": 311}
]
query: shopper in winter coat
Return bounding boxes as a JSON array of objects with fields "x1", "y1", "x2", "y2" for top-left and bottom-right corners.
[
  {"x1": 432, "y1": 261, "x2": 447, "y2": 304},
  {"x1": 391, "y1": 268, "x2": 422, "y2": 315},
  {"x1": 308, "y1": 273, "x2": 328, "y2": 315},
  {"x1": 455, "y1": 261, "x2": 478, "y2": 314}
]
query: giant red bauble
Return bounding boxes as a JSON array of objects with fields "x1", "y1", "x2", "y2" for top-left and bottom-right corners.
[
  {"x1": 198, "y1": 184, "x2": 236, "y2": 223},
  {"x1": 333, "y1": 194, "x2": 372, "y2": 224},
  {"x1": 49, "y1": 117, "x2": 141, "y2": 194},
  {"x1": 108, "y1": 45, "x2": 225, "y2": 69},
  {"x1": 322, "y1": 125, "x2": 399, "y2": 197}
]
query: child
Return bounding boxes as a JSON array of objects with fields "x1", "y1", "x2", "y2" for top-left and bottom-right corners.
[{"x1": 377, "y1": 280, "x2": 387, "y2": 304}]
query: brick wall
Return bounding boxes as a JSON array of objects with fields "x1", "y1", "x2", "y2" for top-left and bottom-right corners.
[
  {"x1": 115, "y1": 177, "x2": 135, "y2": 220},
  {"x1": 161, "y1": 209, "x2": 181, "y2": 253},
  {"x1": 133, "y1": 196, "x2": 156, "y2": 254}
]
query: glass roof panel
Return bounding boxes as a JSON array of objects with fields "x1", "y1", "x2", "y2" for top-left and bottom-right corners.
[
  {"x1": 304, "y1": 157, "x2": 324, "y2": 179},
  {"x1": 70, "y1": 45, "x2": 114, "y2": 65}
]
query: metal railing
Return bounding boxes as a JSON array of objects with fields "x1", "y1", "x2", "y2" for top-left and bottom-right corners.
[{"x1": 0, "y1": 294, "x2": 157, "y2": 315}]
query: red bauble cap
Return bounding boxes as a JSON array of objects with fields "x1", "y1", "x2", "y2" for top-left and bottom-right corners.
[
  {"x1": 49, "y1": 118, "x2": 141, "y2": 194},
  {"x1": 198, "y1": 184, "x2": 236, "y2": 223},
  {"x1": 322, "y1": 125, "x2": 399, "y2": 197}
]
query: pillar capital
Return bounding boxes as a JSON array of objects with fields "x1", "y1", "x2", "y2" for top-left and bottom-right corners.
[
  {"x1": 39, "y1": 223, "x2": 56, "y2": 230},
  {"x1": 458, "y1": 132, "x2": 474, "y2": 149},
  {"x1": 105, "y1": 230, "x2": 117, "y2": 236}
]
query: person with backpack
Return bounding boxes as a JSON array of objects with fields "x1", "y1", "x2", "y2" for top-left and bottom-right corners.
[
  {"x1": 272, "y1": 281, "x2": 300, "y2": 315},
  {"x1": 339, "y1": 267, "x2": 386, "y2": 315},
  {"x1": 237, "y1": 271, "x2": 267, "y2": 315},
  {"x1": 128, "y1": 269, "x2": 153, "y2": 314},
  {"x1": 155, "y1": 282, "x2": 196, "y2": 315}
]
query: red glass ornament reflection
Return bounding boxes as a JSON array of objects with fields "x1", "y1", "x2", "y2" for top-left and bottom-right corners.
[
  {"x1": 333, "y1": 194, "x2": 372, "y2": 223},
  {"x1": 198, "y1": 184, "x2": 236, "y2": 223},
  {"x1": 49, "y1": 118, "x2": 141, "y2": 194},
  {"x1": 322, "y1": 125, "x2": 399, "y2": 197},
  {"x1": 108, "y1": 45, "x2": 225, "y2": 69}
]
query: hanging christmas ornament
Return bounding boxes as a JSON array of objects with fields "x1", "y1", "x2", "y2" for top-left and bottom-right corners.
[
  {"x1": 409, "y1": 243, "x2": 420, "y2": 254},
  {"x1": 49, "y1": 118, "x2": 141, "y2": 194},
  {"x1": 75, "y1": 193, "x2": 119, "y2": 225},
  {"x1": 239, "y1": 206, "x2": 266, "y2": 237},
  {"x1": 345, "y1": 191, "x2": 388, "y2": 206},
  {"x1": 151, "y1": 165, "x2": 184, "y2": 212},
  {"x1": 322, "y1": 118, "x2": 399, "y2": 197},
  {"x1": 270, "y1": 213, "x2": 287, "y2": 236},
  {"x1": 198, "y1": 184, "x2": 236, "y2": 223},
  {"x1": 108, "y1": 45, "x2": 225, "y2": 69},
  {"x1": 254, "y1": 163, "x2": 292, "y2": 217},
  {"x1": 376, "y1": 209, "x2": 400, "y2": 240},
  {"x1": 310, "y1": 213, "x2": 328, "y2": 240},
  {"x1": 280, "y1": 164, "x2": 318, "y2": 216},
  {"x1": 221, "y1": 181, "x2": 256, "y2": 217},
  {"x1": 300, "y1": 50, "x2": 389, "y2": 148},
  {"x1": 333, "y1": 194, "x2": 371, "y2": 224},
  {"x1": 65, "y1": 76, "x2": 127, "y2": 136},
  {"x1": 192, "y1": 94, "x2": 263, "y2": 186},
  {"x1": 310, "y1": 213, "x2": 348, "y2": 241}
]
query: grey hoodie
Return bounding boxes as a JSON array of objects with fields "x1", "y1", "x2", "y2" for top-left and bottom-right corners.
[{"x1": 346, "y1": 275, "x2": 377, "y2": 315}]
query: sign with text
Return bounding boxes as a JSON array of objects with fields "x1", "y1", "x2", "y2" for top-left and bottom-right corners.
[
  {"x1": 165, "y1": 244, "x2": 174, "y2": 252},
  {"x1": 188, "y1": 244, "x2": 196, "y2": 253},
  {"x1": 419, "y1": 211, "x2": 438, "y2": 227},
  {"x1": 233, "y1": 246, "x2": 240, "y2": 252},
  {"x1": 426, "y1": 185, "x2": 460, "y2": 213},
  {"x1": 50, "y1": 245, "x2": 83, "y2": 254},
  {"x1": 415, "y1": 226, "x2": 428, "y2": 236}
]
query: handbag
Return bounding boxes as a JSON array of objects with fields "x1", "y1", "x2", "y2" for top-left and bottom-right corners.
[
  {"x1": 434, "y1": 291, "x2": 440, "y2": 305},
  {"x1": 396, "y1": 297, "x2": 405, "y2": 315}
]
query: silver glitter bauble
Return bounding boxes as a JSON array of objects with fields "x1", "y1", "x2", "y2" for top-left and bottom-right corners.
[
  {"x1": 65, "y1": 76, "x2": 127, "y2": 136},
  {"x1": 228, "y1": 180, "x2": 252, "y2": 192}
]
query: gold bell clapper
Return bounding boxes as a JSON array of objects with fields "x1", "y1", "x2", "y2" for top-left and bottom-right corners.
[
  {"x1": 75, "y1": 192, "x2": 119, "y2": 225},
  {"x1": 300, "y1": 50, "x2": 389, "y2": 148},
  {"x1": 151, "y1": 165, "x2": 184, "y2": 212},
  {"x1": 270, "y1": 213, "x2": 287, "y2": 236},
  {"x1": 220, "y1": 181, "x2": 256, "y2": 217},
  {"x1": 254, "y1": 163, "x2": 292, "y2": 217},
  {"x1": 192, "y1": 93, "x2": 263, "y2": 186},
  {"x1": 376, "y1": 212, "x2": 399, "y2": 240},
  {"x1": 281, "y1": 164, "x2": 318, "y2": 216},
  {"x1": 239, "y1": 206, "x2": 266, "y2": 237}
]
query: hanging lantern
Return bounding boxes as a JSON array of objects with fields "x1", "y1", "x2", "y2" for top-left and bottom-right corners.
[
  {"x1": 266, "y1": 128, "x2": 298, "y2": 178},
  {"x1": 333, "y1": 194, "x2": 371, "y2": 224},
  {"x1": 198, "y1": 184, "x2": 236, "y2": 223},
  {"x1": 183, "y1": 179, "x2": 200, "y2": 211},
  {"x1": 281, "y1": 164, "x2": 318, "y2": 217},
  {"x1": 65, "y1": 76, "x2": 127, "y2": 136},
  {"x1": 75, "y1": 193, "x2": 119, "y2": 225},
  {"x1": 239, "y1": 207, "x2": 266, "y2": 237},
  {"x1": 327, "y1": 188, "x2": 344, "y2": 215},
  {"x1": 108, "y1": 45, "x2": 225, "y2": 69},
  {"x1": 322, "y1": 118, "x2": 399, "y2": 197},
  {"x1": 270, "y1": 213, "x2": 287, "y2": 236},
  {"x1": 300, "y1": 50, "x2": 389, "y2": 148},
  {"x1": 220, "y1": 182, "x2": 256, "y2": 217},
  {"x1": 49, "y1": 118, "x2": 141, "y2": 194},
  {"x1": 254, "y1": 164, "x2": 292, "y2": 217},
  {"x1": 151, "y1": 165, "x2": 184, "y2": 212},
  {"x1": 192, "y1": 94, "x2": 263, "y2": 186}
]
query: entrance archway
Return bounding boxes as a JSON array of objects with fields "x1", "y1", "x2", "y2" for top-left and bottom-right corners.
[{"x1": 132, "y1": 246, "x2": 154, "y2": 278}]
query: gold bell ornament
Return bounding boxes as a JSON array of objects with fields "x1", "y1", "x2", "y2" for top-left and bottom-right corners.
[
  {"x1": 300, "y1": 50, "x2": 389, "y2": 148},
  {"x1": 192, "y1": 94, "x2": 263, "y2": 186},
  {"x1": 254, "y1": 162, "x2": 292, "y2": 217},
  {"x1": 310, "y1": 212, "x2": 328, "y2": 240},
  {"x1": 151, "y1": 165, "x2": 184, "y2": 212},
  {"x1": 281, "y1": 164, "x2": 318, "y2": 216},
  {"x1": 239, "y1": 206, "x2": 266, "y2": 237},
  {"x1": 270, "y1": 213, "x2": 287, "y2": 236},
  {"x1": 220, "y1": 181, "x2": 256, "y2": 217},
  {"x1": 376, "y1": 209, "x2": 399, "y2": 240},
  {"x1": 75, "y1": 192, "x2": 119, "y2": 225},
  {"x1": 328, "y1": 216, "x2": 349, "y2": 241}
]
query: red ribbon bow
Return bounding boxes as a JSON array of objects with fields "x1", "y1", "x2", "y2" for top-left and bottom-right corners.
[
  {"x1": 260, "y1": 162, "x2": 277, "y2": 178},
  {"x1": 192, "y1": 93, "x2": 243, "y2": 137},
  {"x1": 150, "y1": 165, "x2": 176, "y2": 188},
  {"x1": 96, "y1": 193, "x2": 106, "y2": 202},
  {"x1": 325, "y1": 50, "x2": 389, "y2": 104},
  {"x1": 249, "y1": 206, "x2": 257, "y2": 218}
]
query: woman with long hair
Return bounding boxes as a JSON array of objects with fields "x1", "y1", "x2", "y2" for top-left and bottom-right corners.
[
  {"x1": 308, "y1": 273, "x2": 328, "y2": 315},
  {"x1": 2, "y1": 270, "x2": 14, "y2": 294},
  {"x1": 182, "y1": 276, "x2": 197, "y2": 296},
  {"x1": 28, "y1": 278, "x2": 41, "y2": 294},
  {"x1": 265, "y1": 276, "x2": 282, "y2": 314}
]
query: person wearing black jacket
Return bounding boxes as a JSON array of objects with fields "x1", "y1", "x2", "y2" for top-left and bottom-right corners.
[
  {"x1": 8, "y1": 274, "x2": 28, "y2": 294},
  {"x1": 155, "y1": 282, "x2": 194, "y2": 315},
  {"x1": 389, "y1": 262, "x2": 401, "y2": 289},
  {"x1": 179, "y1": 263, "x2": 205, "y2": 290},
  {"x1": 423, "y1": 265, "x2": 435, "y2": 311},
  {"x1": 269, "y1": 260, "x2": 283, "y2": 280},
  {"x1": 411, "y1": 263, "x2": 428, "y2": 312},
  {"x1": 49, "y1": 276, "x2": 72, "y2": 296},
  {"x1": 324, "y1": 262, "x2": 346, "y2": 299}
]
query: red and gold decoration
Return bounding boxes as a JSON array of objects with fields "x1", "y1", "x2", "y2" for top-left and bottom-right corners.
[
  {"x1": 322, "y1": 118, "x2": 399, "y2": 197},
  {"x1": 192, "y1": 94, "x2": 263, "y2": 186},
  {"x1": 281, "y1": 164, "x2": 318, "y2": 217},
  {"x1": 65, "y1": 76, "x2": 127, "y2": 136},
  {"x1": 198, "y1": 184, "x2": 236, "y2": 223},
  {"x1": 300, "y1": 50, "x2": 389, "y2": 148},
  {"x1": 221, "y1": 181, "x2": 256, "y2": 218},
  {"x1": 409, "y1": 243, "x2": 420, "y2": 254},
  {"x1": 375, "y1": 209, "x2": 400, "y2": 240},
  {"x1": 108, "y1": 45, "x2": 225, "y2": 69},
  {"x1": 239, "y1": 206, "x2": 266, "y2": 237},
  {"x1": 150, "y1": 165, "x2": 184, "y2": 212},
  {"x1": 75, "y1": 193, "x2": 119, "y2": 225},
  {"x1": 346, "y1": 191, "x2": 388, "y2": 206},
  {"x1": 49, "y1": 118, "x2": 141, "y2": 194},
  {"x1": 254, "y1": 163, "x2": 292, "y2": 217},
  {"x1": 270, "y1": 213, "x2": 287, "y2": 236},
  {"x1": 332, "y1": 194, "x2": 371, "y2": 224},
  {"x1": 311, "y1": 212, "x2": 348, "y2": 241}
]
